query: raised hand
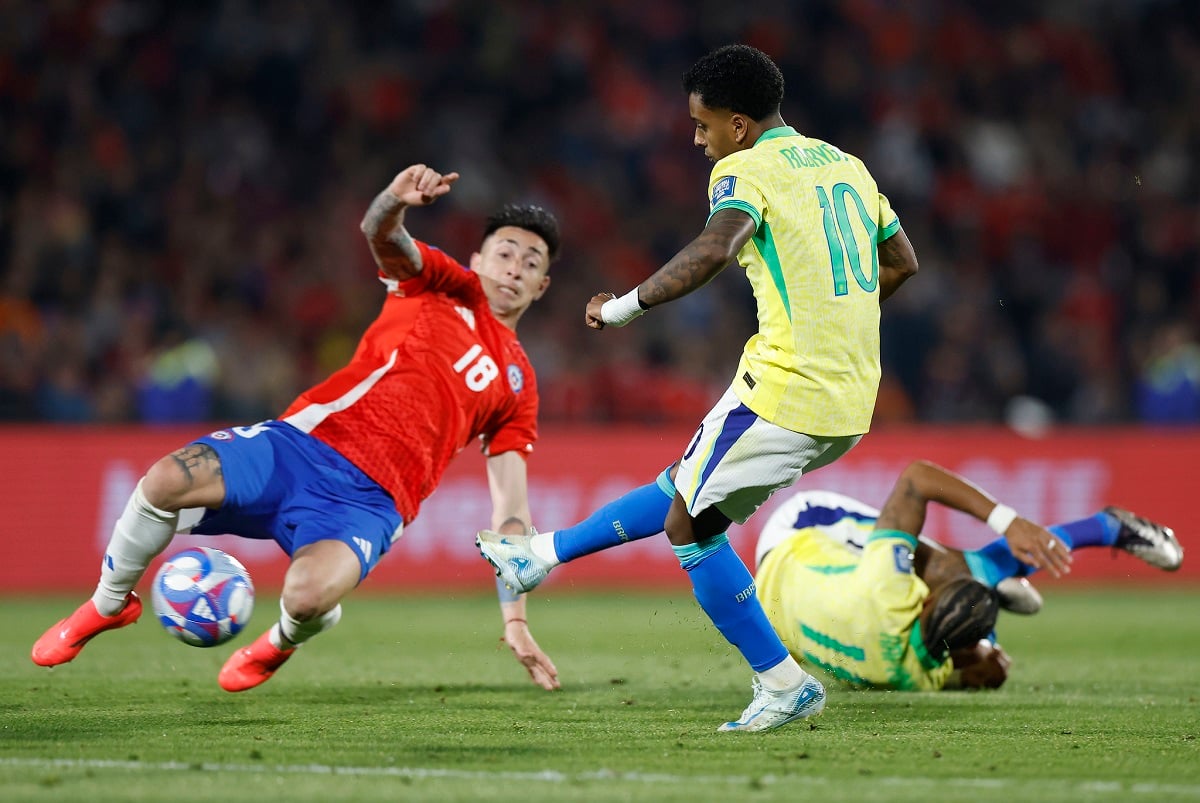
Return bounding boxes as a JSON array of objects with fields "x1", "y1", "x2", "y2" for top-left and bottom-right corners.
[{"x1": 386, "y1": 164, "x2": 460, "y2": 207}]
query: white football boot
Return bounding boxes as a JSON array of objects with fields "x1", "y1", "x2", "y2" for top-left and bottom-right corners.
[
  {"x1": 718, "y1": 674, "x2": 827, "y2": 733},
  {"x1": 1106, "y1": 507, "x2": 1183, "y2": 570},
  {"x1": 475, "y1": 530, "x2": 554, "y2": 593}
]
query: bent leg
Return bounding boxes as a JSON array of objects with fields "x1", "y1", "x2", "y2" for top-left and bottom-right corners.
[
  {"x1": 33, "y1": 443, "x2": 228, "y2": 666},
  {"x1": 274, "y1": 539, "x2": 361, "y2": 646},
  {"x1": 94, "y1": 444, "x2": 228, "y2": 616},
  {"x1": 217, "y1": 540, "x2": 360, "y2": 693}
]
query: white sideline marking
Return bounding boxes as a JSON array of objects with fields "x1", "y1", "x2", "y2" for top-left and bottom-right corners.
[{"x1": 2, "y1": 758, "x2": 1199, "y2": 797}]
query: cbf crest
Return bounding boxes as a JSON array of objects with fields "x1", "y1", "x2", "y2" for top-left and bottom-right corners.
[{"x1": 507, "y1": 364, "x2": 524, "y2": 393}]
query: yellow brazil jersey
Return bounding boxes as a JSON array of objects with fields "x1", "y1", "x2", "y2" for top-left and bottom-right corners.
[
  {"x1": 755, "y1": 528, "x2": 952, "y2": 691},
  {"x1": 707, "y1": 126, "x2": 900, "y2": 436}
]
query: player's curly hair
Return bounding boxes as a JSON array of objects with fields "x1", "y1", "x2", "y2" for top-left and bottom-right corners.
[
  {"x1": 922, "y1": 577, "x2": 1000, "y2": 660},
  {"x1": 682, "y1": 44, "x2": 785, "y2": 121},
  {"x1": 485, "y1": 204, "x2": 561, "y2": 262}
]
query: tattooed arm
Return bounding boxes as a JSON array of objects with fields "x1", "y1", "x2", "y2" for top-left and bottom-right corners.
[
  {"x1": 875, "y1": 460, "x2": 1071, "y2": 579},
  {"x1": 585, "y1": 208, "x2": 755, "y2": 328},
  {"x1": 360, "y1": 164, "x2": 460, "y2": 281},
  {"x1": 877, "y1": 226, "x2": 918, "y2": 301}
]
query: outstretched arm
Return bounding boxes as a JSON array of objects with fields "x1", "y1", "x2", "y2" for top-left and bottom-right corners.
[
  {"x1": 877, "y1": 227, "x2": 918, "y2": 301},
  {"x1": 485, "y1": 451, "x2": 561, "y2": 691},
  {"x1": 585, "y1": 207, "x2": 757, "y2": 329},
  {"x1": 360, "y1": 164, "x2": 460, "y2": 281},
  {"x1": 875, "y1": 460, "x2": 1071, "y2": 578}
]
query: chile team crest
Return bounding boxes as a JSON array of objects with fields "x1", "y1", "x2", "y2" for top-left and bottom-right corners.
[{"x1": 507, "y1": 364, "x2": 524, "y2": 393}]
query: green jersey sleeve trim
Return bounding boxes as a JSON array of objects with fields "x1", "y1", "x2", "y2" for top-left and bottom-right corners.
[
  {"x1": 866, "y1": 529, "x2": 917, "y2": 550},
  {"x1": 909, "y1": 621, "x2": 947, "y2": 670},
  {"x1": 878, "y1": 216, "x2": 901, "y2": 242},
  {"x1": 708, "y1": 199, "x2": 762, "y2": 229}
]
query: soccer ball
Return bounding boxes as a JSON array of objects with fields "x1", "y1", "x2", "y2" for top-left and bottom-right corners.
[{"x1": 151, "y1": 547, "x2": 255, "y2": 647}]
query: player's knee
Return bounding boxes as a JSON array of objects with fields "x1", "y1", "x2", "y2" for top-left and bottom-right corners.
[
  {"x1": 140, "y1": 458, "x2": 193, "y2": 511},
  {"x1": 280, "y1": 588, "x2": 323, "y2": 622},
  {"x1": 664, "y1": 511, "x2": 691, "y2": 546},
  {"x1": 141, "y1": 445, "x2": 226, "y2": 510},
  {"x1": 280, "y1": 578, "x2": 339, "y2": 622},
  {"x1": 281, "y1": 552, "x2": 356, "y2": 620}
]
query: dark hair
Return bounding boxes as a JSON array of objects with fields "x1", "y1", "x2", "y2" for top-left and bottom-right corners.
[
  {"x1": 484, "y1": 204, "x2": 561, "y2": 262},
  {"x1": 922, "y1": 578, "x2": 999, "y2": 660},
  {"x1": 682, "y1": 44, "x2": 784, "y2": 121}
]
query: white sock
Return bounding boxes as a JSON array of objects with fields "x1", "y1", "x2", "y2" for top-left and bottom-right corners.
[
  {"x1": 529, "y1": 530, "x2": 561, "y2": 566},
  {"x1": 757, "y1": 655, "x2": 808, "y2": 692},
  {"x1": 271, "y1": 600, "x2": 343, "y2": 649},
  {"x1": 92, "y1": 479, "x2": 179, "y2": 616}
]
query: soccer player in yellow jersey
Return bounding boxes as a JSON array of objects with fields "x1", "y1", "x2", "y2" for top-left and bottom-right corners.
[
  {"x1": 754, "y1": 460, "x2": 1181, "y2": 690},
  {"x1": 482, "y1": 44, "x2": 919, "y2": 732}
]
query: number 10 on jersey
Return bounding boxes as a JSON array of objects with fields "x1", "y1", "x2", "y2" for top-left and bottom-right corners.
[{"x1": 816, "y1": 183, "x2": 879, "y2": 297}]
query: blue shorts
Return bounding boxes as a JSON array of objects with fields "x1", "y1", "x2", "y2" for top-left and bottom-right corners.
[{"x1": 189, "y1": 421, "x2": 403, "y2": 581}]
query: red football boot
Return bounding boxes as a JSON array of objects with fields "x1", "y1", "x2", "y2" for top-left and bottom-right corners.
[
  {"x1": 31, "y1": 593, "x2": 143, "y2": 667},
  {"x1": 218, "y1": 629, "x2": 296, "y2": 692}
]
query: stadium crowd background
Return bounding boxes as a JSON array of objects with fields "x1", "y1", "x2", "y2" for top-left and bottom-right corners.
[{"x1": 1, "y1": 0, "x2": 1198, "y2": 427}]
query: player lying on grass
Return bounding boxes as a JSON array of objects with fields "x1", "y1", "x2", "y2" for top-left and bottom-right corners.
[
  {"x1": 753, "y1": 460, "x2": 1182, "y2": 690},
  {"x1": 33, "y1": 164, "x2": 562, "y2": 692},
  {"x1": 479, "y1": 460, "x2": 1181, "y2": 691}
]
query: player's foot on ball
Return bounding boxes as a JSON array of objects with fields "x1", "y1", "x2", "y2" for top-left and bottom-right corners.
[
  {"x1": 31, "y1": 592, "x2": 143, "y2": 667},
  {"x1": 218, "y1": 630, "x2": 295, "y2": 692},
  {"x1": 475, "y1": 530, "x2": 553, "y2": 593},
  {"x1": 718, "y1": 674, "x2": 827, "y2": 733},
  {"x1": 1106, "y1": 506, "x2": 1184, "y2": 570}
]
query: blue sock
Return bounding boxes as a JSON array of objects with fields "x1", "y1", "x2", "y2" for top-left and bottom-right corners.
[
  {"x1": 1050, "y1": 512, "x2": 1120, "y2": 549},
  {"x1": 673, "y1": 536, "x2": 788, "y2": 673},
  {"x1": 964, "y1": 511, "x2": 1122, "y2": 585},
  {"x1": 553, "y1": 469, "x2": 675, "y2": 562},
  {"x1": 964, "y1": 539, "x2": 1024, "y2": 586}
]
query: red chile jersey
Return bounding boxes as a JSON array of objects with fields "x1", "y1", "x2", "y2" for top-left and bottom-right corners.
[{"x1": 280, "y1": 240, "x2": 538, "y2": 524}]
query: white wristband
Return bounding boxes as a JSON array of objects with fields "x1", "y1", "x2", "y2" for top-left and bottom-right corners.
[
  {"x1": 599, "y1": 288, "x2": 646, "y2": 327},
  {"x1": 987, "y1": 503, "x2": 1018, "y2": 535}
]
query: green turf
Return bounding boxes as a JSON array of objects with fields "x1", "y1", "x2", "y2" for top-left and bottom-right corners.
[{"x1": 2, "y1": 589, "x2": 1198, "y2": 802}]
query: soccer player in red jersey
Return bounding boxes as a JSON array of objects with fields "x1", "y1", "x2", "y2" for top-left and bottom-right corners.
[{"x1": 32, "y1": 164, "x2": 562, "y2": 692}]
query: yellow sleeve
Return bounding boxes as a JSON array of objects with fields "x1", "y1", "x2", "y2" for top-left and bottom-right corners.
[
  {"x1": 707, "y1": 161, "x2": 767, "y2": 230},
  {"x1": 877, "y1": 190, "x2": 900, "y2": 241}
]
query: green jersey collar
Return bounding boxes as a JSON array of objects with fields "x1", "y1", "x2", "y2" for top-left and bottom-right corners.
[{"x1": 754, "y1": 125, "x2": 799, "y2": 145}]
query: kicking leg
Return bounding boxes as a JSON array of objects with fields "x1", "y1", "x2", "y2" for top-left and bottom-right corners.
[
  {"x1": 32, "y1": 445, "x2": 225, "y2": 667},
  {"x1": 477, "y1": 468, "x2": 676, "y2": 593}
]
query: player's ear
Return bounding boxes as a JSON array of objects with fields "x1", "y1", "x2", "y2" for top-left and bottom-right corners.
[
  {"x1": 732, "y1": 113, "x2": 749, "y2": 144},
  {"x1": 531, "y1": 274, "x2": 550, "y2": 301},
  {"x1": 469, "y1": 251, "x2": 482, "y2": 270}
]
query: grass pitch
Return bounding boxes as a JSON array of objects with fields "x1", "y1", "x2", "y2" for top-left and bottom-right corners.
[{"x1": 2, "y1": 589, "x2": 1198, "y2": 802}]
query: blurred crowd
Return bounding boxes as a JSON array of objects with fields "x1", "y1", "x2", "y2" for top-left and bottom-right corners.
[{"x1": 1, "y1": 0, "x2": 1198, "y2": 426}]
